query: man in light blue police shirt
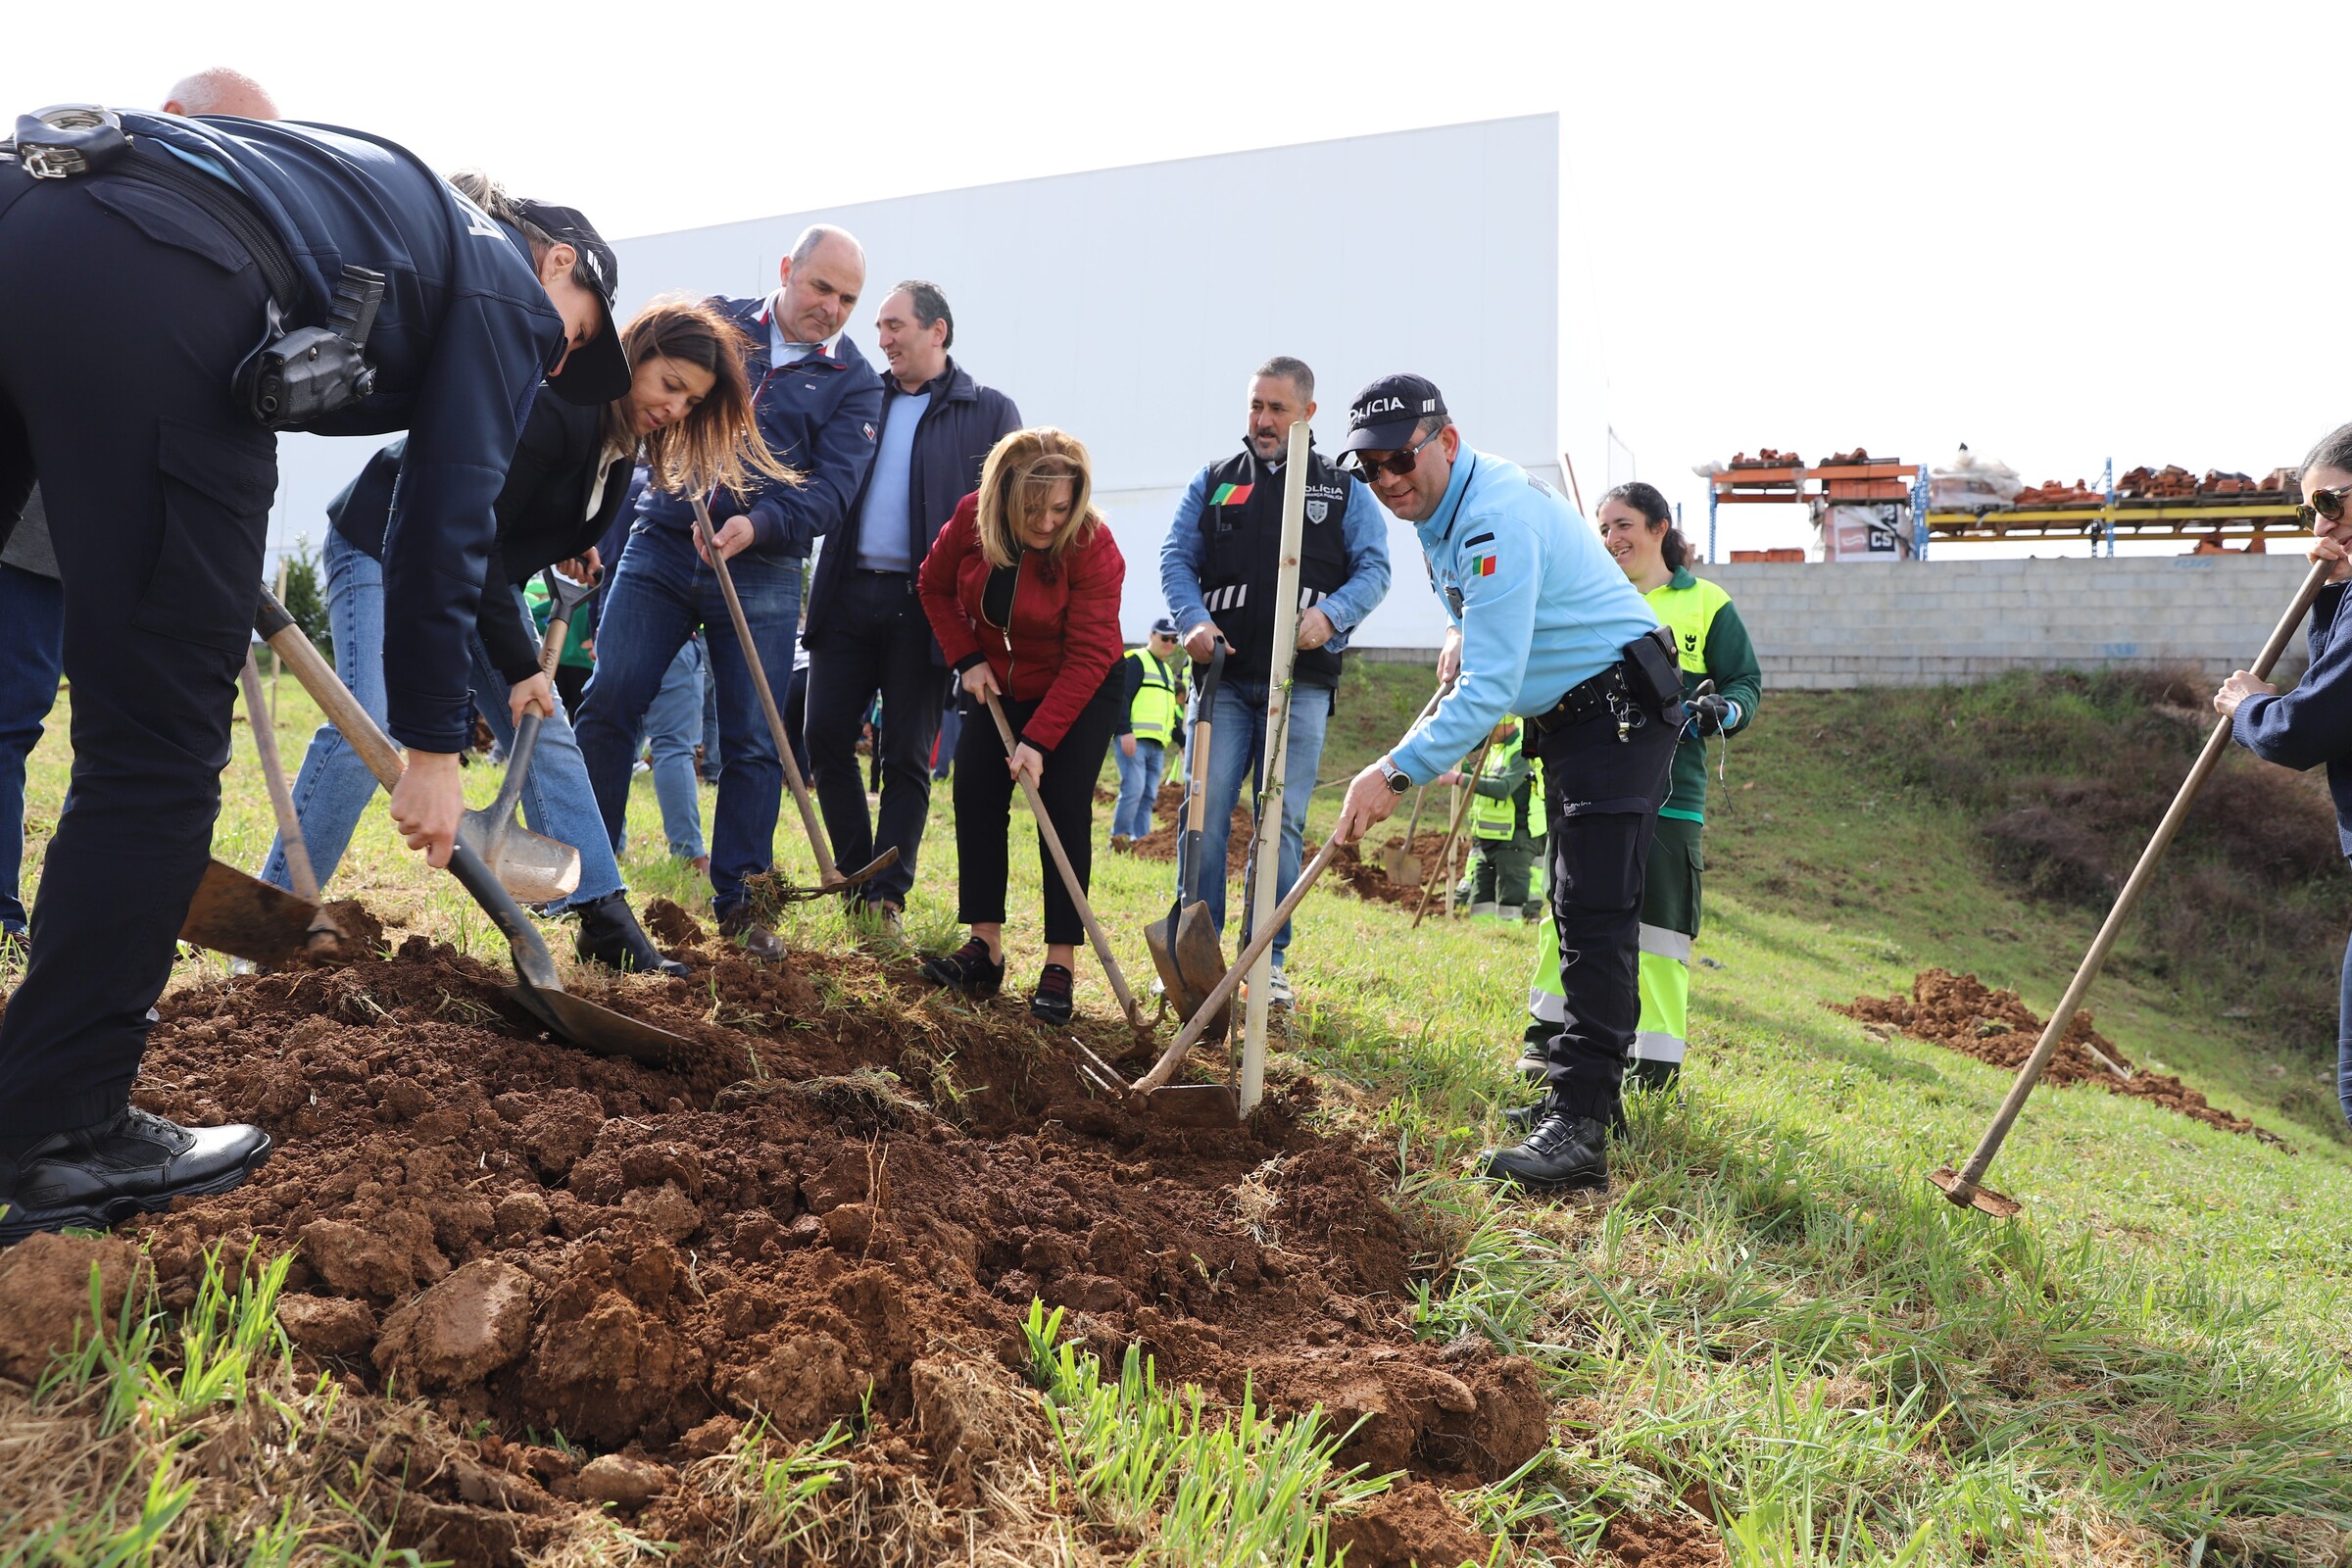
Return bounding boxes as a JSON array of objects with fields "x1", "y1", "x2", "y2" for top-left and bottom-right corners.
[{"x1": 1330, "y1": 374, "x2": 1681, "y2": 1193}]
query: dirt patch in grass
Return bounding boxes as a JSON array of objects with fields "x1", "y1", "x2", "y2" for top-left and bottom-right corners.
[
  {"x1": 1317, "y1": 834, "x2": 1468, "y2": 911},
  {"x1": 90, "y1": 899, "x2": 1548, "y2": 1562},
  {"x1": 1599, "y1": 1508, "x2": 1727, "y2": 1567},
  {"x1": 1838, "y1": 968, "x2": 2282, "y2": 1142}
]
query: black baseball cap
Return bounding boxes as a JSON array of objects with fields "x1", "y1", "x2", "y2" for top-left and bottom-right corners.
[
  {"x1": 1341, "y1": 373, "x2": 1448, "y2": 455},
  {"x1": 517, "y1": 197, "x2": 630, "y2": 407}
]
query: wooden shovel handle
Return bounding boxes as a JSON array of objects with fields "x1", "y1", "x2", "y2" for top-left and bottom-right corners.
[
  {"x1": 690, "y1": 497, "x2": 840, "y2": 884},
  {"x1": 981, "y1": 693, "x2": 1147, "y2": 1028},
  {"x1": 240, "y1": 650, "x2": 319, "y2": 903},
  {"x1": 1941, "y1": 554, "x2": 2334, "y2": 1205},
  {"x1": 255, "y1": 591, "x2": 404, "y2": 790}
]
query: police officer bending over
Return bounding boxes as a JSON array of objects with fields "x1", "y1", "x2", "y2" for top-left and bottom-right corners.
[
  {"x1": 1330, "y1": 375, "x2": 1680, "y2": 1193},
  {"x1": 0, "y1": 105, "x2": 628, "y2": 1243}
]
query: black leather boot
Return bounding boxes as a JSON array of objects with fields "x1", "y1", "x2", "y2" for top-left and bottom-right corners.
[
  {"x1": 1477, "y1": 1108, "x2": 1608, "y2": 1192},
  {"x1": 574, "y1": 892, "x2": 690, "y2": 979},
  {"x1": 921, "y1": 938, "x2": 1004, "y2": 999},
  {"x1": 1, "y1": 1107, "x2": 271, "y2": 1244}
]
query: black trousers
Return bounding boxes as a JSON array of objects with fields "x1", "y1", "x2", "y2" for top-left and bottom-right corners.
[
  {"x1": 1528, "y1": 700, "x2": 1679, "y2": 1122},
  {"x1": 0, "y1": 173, "x2": 276, "y2": 1137},
  {"x1": 952, "y1": 680, "x2": 1116, "y2": 947},
  {"x1": 805, "y1": 572, "x2": 943, "y2": 906}
]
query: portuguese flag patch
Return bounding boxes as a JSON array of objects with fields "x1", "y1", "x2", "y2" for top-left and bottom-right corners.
[
  {"x1": 1471, "y1": 551, "x2": 1498, "y2": 576},
  {"x1": 1210, "y1": 481, "x2": 1254, "y2": 507}
]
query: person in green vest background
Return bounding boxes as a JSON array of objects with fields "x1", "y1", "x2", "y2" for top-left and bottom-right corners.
[
  {"x1": 1110, "y1": 616, "x2": 1188, "y2": 850},
  {"x1": 1443, "y1": 717, "x2": 1544, "y2": 920},
  {"x1": 1515, "y1": 481, "x2": 1761, "y2": 1092}
]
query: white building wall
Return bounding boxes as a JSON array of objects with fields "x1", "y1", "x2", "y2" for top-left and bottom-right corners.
[{"x1": 263, "y1": 116, "x2": 1568, "y2": 654}]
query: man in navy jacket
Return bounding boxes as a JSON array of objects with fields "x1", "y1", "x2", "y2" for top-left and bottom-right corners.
[
  {"x1": 804, "y1": 280, "x2": 1020, "y2": 928},
  {"x1": 575, "y1": 224, "x2": 883, "y2": 958},
  {"x1": 0, "y1": 106, "x2": 623, "y2": 1242}
]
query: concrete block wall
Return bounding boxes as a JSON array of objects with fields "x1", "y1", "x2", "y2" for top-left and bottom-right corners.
[{"x1": 1693, "y1": 557, "x2": 2315, "y2": 690}]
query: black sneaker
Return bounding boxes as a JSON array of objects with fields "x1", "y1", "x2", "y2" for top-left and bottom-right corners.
[
  {"x1": 1476, "y1": 1109, "x2": 1608, "y2": 1193},
  {"x1": 1515, "y1": 1042, "x2": 1549, "y2": 1083},
  {"x1": 574, "y1": 892, "x2": 690, "y2": 979},
  {"x1": 1030, "y1": 962, "x2": 1074, "y2": 1024},
  {"x1": 1, "y1": 1107, "x2": 271, "y2": 1245},
  {"x1": 922, "y1": 938, "x2": 1004, "y2": 999}
]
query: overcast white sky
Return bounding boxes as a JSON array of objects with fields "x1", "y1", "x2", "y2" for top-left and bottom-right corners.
[{"x1": 12, "y1": 0, "x2": 2343, "y2": 557}]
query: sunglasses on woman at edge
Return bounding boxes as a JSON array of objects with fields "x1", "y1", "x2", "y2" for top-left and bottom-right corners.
[{"x1": 2300, "y1": 486, "x2": 2352, "y2": 528}]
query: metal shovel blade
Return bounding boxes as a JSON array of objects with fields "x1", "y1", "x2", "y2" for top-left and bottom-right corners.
[
  {"x1": 506, "y1": 979, "x2": 682, "y2": 1066},
  {"x1": 1144, "y1": 910, "x2": 1190, "y2": 1010},
  {"x1": 762, "y1": 847, "x2": 900, "y2": 905},
  {"x1": 1171, "y1": 901, "x2": 1230, "y2": 1044},
  {"x1": 458, "y1": 809, "x2": 581, "y2": 905},
  {"x1": 1380, "y1": 846, "x2": 1424, "y2": 887},
  {"x1": 179, "y1": 858, "x2": 341, "y2": 966},
  {"x1": 1928, "y1": 1166, "x2": 2021, "y2": 1219}
]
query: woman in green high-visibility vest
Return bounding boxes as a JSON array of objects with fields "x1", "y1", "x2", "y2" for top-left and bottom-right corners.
[{"x1": 1516, "y1": 481, "x2": 1761, "y2": 1091}]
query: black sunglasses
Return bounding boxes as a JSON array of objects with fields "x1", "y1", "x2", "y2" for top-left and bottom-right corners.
[
  {"x1": 1341, "y1": 429, "x2": 1440, "y2": 482},
  {"x1": 2299, "y1": 487, "x2": 2352, "y2": 528}
]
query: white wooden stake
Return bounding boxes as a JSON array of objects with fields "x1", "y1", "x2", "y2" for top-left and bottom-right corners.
[{"x1": 1242, "y1": 420, "x2": 1310, "y2": 1113}]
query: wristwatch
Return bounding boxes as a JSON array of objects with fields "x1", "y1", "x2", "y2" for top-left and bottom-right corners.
[{"x1": 1378, "y1": 757, "x2": 1411, "y2": 794}]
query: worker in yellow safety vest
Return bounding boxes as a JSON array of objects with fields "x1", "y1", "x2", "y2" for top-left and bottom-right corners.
[
  {"x1": 1442, "y1": 718, "x2": 1544, "y2": 920},
  {"x1": 1516, "y1": 482, "x2": 1760, "y2": 1098},
  {"x1": 1110, "y1": 616, "x2": 1188, "y2": 849}
]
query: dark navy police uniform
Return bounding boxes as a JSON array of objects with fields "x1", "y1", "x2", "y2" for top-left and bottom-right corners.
[{"x1": 0, "y1": 110, "x2": 563, "y2": 1151}]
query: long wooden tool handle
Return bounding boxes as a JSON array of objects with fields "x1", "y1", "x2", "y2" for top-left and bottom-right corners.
[
  {"x1": 1396, "y1": 683, "x2": 1449, "y2": 847},
  {"x1": 253, "y1": 589, "x2": 565, "y2": 990},
  {"x1": 1942, "y1": 555, "x2": 2334, "y2": 1203},
  {"x1": 255, "y1": 594, "x2": 404, "y2": 790},
  {"x1": 240, "y1": 650, "x2": 319, "y2": 903},
  {"x1": 690, "y1": 498, "x2": 839, "y2": 883},
  {"x1": 1412, "y1": 736, "x2": 1494, "y2": 929},
  {"x1": 1136, "y1": 836, "x2": 1341, "y2": 1092},
  {"x1": 982, "y1": 693, "x2": 1147, "y2": 1028}
]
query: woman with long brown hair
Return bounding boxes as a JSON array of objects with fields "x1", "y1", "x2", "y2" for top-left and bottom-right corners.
[
  {"x1": 265, "y1": 256, "x2": 792, "y2": 975},
  {"x1": 917, "y1": 428, "x2": 1126, "y2": 1021}
]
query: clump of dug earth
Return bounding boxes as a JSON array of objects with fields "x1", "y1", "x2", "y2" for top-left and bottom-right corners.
[
  {"x1": 1838, "y1": 968, "x2": 2280, "y2": 1142},
  {"x1": 15, "y1": 901, "x2": 1610, "y2": 1564}
]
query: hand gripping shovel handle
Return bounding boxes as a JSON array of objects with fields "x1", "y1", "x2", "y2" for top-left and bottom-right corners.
[
  {"x1": 1411, "y1": 734, "x2": 1494, "y2": 929},
  {"x1": 689, "y1": 497, "x2": 843, "y2": 885},
  {"x1": 981, "y1": 692, "x2": 1149, "y2": 1029},
  {"x1": 1937, "y1": 554, "x2": 2335, "y2": 1213},
  {"x1": 253, "y1": 589, "x2": 564, "y2": 992}
]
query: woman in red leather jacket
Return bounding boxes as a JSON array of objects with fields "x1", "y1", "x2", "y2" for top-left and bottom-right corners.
[{"x1": 917, "y1": 427, "x2": 1125, "y2": 1021}]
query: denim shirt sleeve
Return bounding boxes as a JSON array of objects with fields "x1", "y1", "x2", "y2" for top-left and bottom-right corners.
[
  {"x1": 1158, "y1": 466, "x2": 1214, "y2": 633},
  {"x1": 1316, "y1": 478, "x2": 1393, "y2": 651}
]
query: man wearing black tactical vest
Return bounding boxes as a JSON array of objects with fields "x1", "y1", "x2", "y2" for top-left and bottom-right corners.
[{"x1": 1158, "y1": 357, "x2": 1391, "y2": 1002}]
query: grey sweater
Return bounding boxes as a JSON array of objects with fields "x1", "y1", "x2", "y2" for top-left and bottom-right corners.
[{"x1": 3, "y1": 489, "x2": 58, "y2": 581}]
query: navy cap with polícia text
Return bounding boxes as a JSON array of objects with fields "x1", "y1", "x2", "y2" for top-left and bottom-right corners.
[
  {"x1": 1340, "y1": 373, "x2": 1447, "y2": 455},
  {"x1": 514, "y1": 196, "x2": 631, "y2": 408}
]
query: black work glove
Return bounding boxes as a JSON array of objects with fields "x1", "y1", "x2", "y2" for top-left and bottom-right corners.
[{"x1": 1683, "y1": 693, "x2": 1734, "y2": 739}]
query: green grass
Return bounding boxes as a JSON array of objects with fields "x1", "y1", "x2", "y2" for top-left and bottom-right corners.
[{"x1": 18, "y1": 657, "x2": 2352, "y2": 1562}]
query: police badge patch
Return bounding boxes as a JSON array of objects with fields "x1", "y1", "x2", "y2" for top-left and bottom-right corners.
[{"x1": 1305, "y1": 498, "x2": 1329, "y2": 524}]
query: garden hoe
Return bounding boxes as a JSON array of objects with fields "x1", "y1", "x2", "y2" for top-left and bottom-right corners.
[
  {"x1": 177, "y1": 653, "x2": 345, "y2": 967},
  {"x1": 1379, "y1": 684, "x2": 1447, "y2": 885},
  {"x1": 1144, "y1": 638, "x2": 1229, "y2": 1042},
  {"x1": 690, "y1": 497, "x2": 895, "y2": 902},
  {"x1": 1932, "y1": 556, "x2": 2332, "y2": 1218},
  {"x1": 253, "y1": 589, "x2": 690, "y2": 1066},
  {"x1": 980, "y1": 692, "x2": 1150, "y2": 1029},
  {"x1": 454, "y1": 567, "x2": 587, "y2": 905}
]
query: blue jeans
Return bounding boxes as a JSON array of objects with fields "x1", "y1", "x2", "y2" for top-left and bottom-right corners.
[
  {"x1": 0, "y1": 563, "x2": 64, "y2": 932},
  {"x1": 1191, "y1": 679, "x2": 1333, "y2": 968},
  {"x1": 577, "y1": 522, "x2": 800, "y2": 918},
  {"x1": 642, "y1": 637, "x2": 708, "y2": 860},
  {"x1": 265, "y1": 527, "x2": 626, "y2": 909},
  {"x1": 1113, "y1": 737, "x2": 1163, "y2": 838}
]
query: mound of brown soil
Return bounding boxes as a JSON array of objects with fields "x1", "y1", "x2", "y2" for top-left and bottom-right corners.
[
  {"x1": 92, "y1": 902, "x2": 1555, "y2": 1562},
  {"x1": 1837, "y1": 969, "x2": 2278, "y2": 1142},
  {"x1": 1600, "y1": 1509, "x2": 1728, "y2": 1567},
  {"x1": 1321, "y1": 834, "x2": 1464, "y2": 910}
]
